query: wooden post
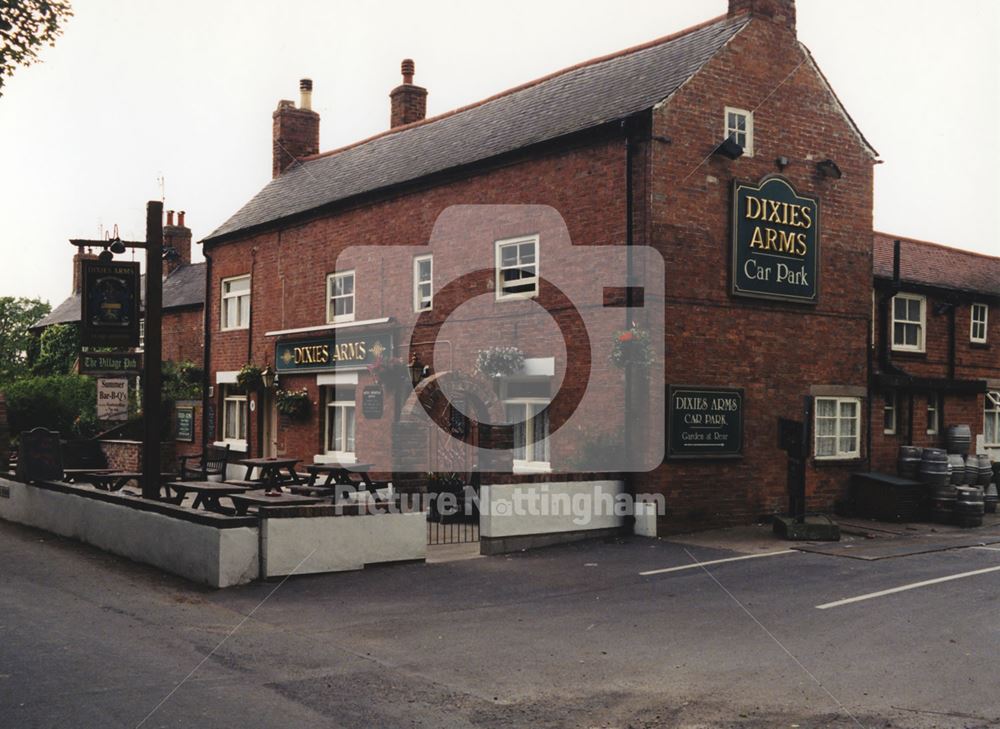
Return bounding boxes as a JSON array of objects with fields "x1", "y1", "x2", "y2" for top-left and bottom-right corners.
[{"x1": 142, "y1": 201, "x2": 164, "y2": 499}]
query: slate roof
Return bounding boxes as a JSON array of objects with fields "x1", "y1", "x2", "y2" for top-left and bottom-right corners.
[
  {"x1": 32, "y1": 262, "x2": 206, "y2": 329},
  {"x1": 205, "y1": 14, "x2": 752, "y2": 242},
  {"x1": 874, "y1": 233, "x2": 1000, "y2": 297}
]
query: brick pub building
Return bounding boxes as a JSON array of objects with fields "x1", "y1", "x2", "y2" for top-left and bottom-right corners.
[{"x1": 199, "y1": 0, "x2": 971, "y2": 535}]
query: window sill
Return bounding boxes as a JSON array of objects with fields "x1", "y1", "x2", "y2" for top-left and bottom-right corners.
[
  {"x1": 215, "y1": 439, "x2": 247, "y2": 453},
  {"x1": 220, "y1": 326, "x2": 249, "y2": 333},
  {"x1": 812, "y1": 457, "x2": 865, "y2": 468},
  {"x1": 971, "y1": 341, "x2": 990, "y2": 349},
  {"x1": 496, "y1": 292, "x2": 538, "y2": 303},
  {"x1": 890, "y1": 348, "x2": 926, "y2": 357},
  {"x1": 513, "y1": 461, "x2": 552, "y2": 475},
  {"x1": 315, "y1": 452, "x2": 357, "y2": 465}
]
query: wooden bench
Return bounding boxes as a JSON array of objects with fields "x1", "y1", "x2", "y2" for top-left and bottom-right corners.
[{"x1": 178, "y1": 444, "x2": 230, "y2": 481}]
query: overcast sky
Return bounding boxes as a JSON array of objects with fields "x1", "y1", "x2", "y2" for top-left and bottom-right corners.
[{"x1": 1, "y1": 0, "x2": 997, "y2": 307}]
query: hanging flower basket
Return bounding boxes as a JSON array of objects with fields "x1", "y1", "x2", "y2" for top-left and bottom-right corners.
[
  {"x1": 367, "y1": 356, "x2": 410, "y2": 392},
  {"x1": 275, "y1": 387, "x2": 311, "y2": 419},
  {"x1": 475, "y1": 346, "x2": 525, "y2": 378},
  {"x1": 236, "y1": 363, "x2": 264, "y2": 390},
  {"x1": 610, "y1": 327, "x2": 653, "y2": 369}
]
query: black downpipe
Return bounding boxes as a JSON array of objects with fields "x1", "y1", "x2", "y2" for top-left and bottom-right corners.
[
  {"x1": 947, "y1": 305, "x2": 956, "y2": 381},
  {"x1": 201, "y1": 250, "x2": 213, "y2": 453},
  {"x1": 622, "y1": 117, "x2": 638, "y2": 531}
]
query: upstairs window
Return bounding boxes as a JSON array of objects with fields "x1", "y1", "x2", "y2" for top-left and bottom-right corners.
[
  {"x1": 496, "y1": 236, "x2": 538, "y2": 300},
  {"x1": 724, "y1": 107, "x2": 753, "y2": 157},
  {"x1": 971, "y1": 303, "x2": 988, "y2": 343},
  {"x1": 892, "y1": 294, "x2": 925, "y2": 352},
  {"x1": 221, "y1": 275, "x2": 250, "y2": 331},
  {"x1": 413, "y1": 255, "x2": 433, "y2": 312},
  {"x1": 327, "y1": 271, "x2": 355, "y2": 323},
  {"x1": 815, "y1": 397, "x2": 860, "y2": 460}
]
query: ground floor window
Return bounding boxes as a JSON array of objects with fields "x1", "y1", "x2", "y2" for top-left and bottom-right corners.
[
  {"x1": 503, "y1": 379, "x2": 550, "y2": 471},
  {"x1": 222, "y1": 384, "x2": 247, "y2": 444},
  {"x1": 325, "y1": 386, "x2": 356, "y2": 458},
  {"x1": 883, "y1": 390, "x2": 897, "y2": 434},
  {"x1": 926, "y1": 393, "x2": 941, "y2": 435},
  {"x1": 815, "y1": 396, "x2": 860, "y2": 460},
  {"x1": 986, "y1": 391, "x2": 1000, "y2": 447}
]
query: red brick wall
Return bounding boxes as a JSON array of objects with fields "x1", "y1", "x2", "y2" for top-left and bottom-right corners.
[
  {"x1": 208, "y1": 137, "x2": 629, "y2": 469},
  {"x1": 162, "y1": 307, "x2": 203, "y2": 365},
  {"x1": 637, "y1": 17, "x2": 875, "y2": 530}
]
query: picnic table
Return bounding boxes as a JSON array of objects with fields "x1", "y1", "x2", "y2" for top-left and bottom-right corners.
[
  {"x1": 164, "y1": 480, "x2": 251, "y2": 513},
  {"x1": 228, "y1": 490, "x2": 322, "y2": 516},
  {"x1": 235, "y1": 457, "x2": 303, "y2": 491},
  {"x1": 295, "y1": 463, "x2": 392, "y2": 501}
]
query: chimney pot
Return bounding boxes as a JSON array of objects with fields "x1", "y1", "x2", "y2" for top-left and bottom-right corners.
[
  {"x1": 166, "y1": 210, "x2": 174, "y2": 226},
  {"x1": 177, "y1": 210, "x2": 185, "y2": 227},
  {"x1": 401, "y1": 58, "x2": 415, "y2": 84},
  {"x1": 299, "y1": 78, "x2": 313, "y2": 111}
]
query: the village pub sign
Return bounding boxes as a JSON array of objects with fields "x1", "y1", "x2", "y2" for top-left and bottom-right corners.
[
  {"x1": 275, "y1": 332, "x2": 393, "y2": 374},
  {"x1": 731, "y1": 176, "x2": 819, "y2": 303},
  {"x1": 668, "y1": 386, "x2": 743, "y2": 458}
]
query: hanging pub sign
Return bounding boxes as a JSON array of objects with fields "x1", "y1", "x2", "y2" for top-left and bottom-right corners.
[
  {"x1": 79, "y1": 351, "x2": 143, "y2": 376},
  {"x1": 80, "y1": 260, "x2": 141, "y2": 347},
  {"x1": 667, "y1": 385, "x2": 743, "y2": 459},
  {"x1": 731, "y1": 176, "x2": 819, "y2": 304},
  {"x1": 275, "y1": 331, "x2": 393, "y2": 374},
  {"x1": 362, "y1": 385, "x2": 384, "y2": 419}
]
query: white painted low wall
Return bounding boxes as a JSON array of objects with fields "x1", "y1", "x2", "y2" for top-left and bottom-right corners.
[
  {"x1": 0, "y1": 478, "x2": 258, "y2": 588},
  {"x1": 261, "y1": 511, "x2": 426, "y2": 578},
  {"x1": 480, "y1": 480, "x2": 626, "y2": 538}
]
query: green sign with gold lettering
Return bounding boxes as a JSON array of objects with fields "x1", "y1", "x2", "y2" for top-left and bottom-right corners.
[
  {"x1": 732, "y1": 176, "x2": 819, "y2": 304},
  {"x1": 275, "y1": 332, "x2": 393, "y2": 374}
]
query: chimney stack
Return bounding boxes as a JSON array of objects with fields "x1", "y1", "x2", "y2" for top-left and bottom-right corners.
[
  {"x1": 728, "y1": 0, "x2": 796, "y2": 32},
  {"x1": 272, "y1": 78, "x2": 320, "y2": 177},
  {"x1": 390, "y1": 59, "x2": 428, "y2": 128},
  {"x1": 73, "y1": 249, "x2": 98, "y2": 294},
  {"x1": 163, "y1": 209, "x2": 192, "y2": 276}
]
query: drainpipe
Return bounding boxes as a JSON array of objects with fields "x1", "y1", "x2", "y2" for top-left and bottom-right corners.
[{"x1": 201, "y1": 249, "x2": 213, "y2": 453}]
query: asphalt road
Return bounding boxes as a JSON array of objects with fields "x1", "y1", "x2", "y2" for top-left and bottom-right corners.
[{"x1": 1, "y1": 519, "x2": 998, "y2": 729}]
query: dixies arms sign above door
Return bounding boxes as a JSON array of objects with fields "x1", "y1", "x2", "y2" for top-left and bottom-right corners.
[
  {"x1": 731, "y1": 176, "x2": 819, "y2": 304},
  {"x1": 275, "y1": 332, "x2": 393, "y2": 374}
]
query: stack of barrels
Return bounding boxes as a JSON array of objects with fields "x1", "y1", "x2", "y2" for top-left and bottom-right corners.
[{"x1": 899, "y1": 425, "x2": 995, "y2": 527}]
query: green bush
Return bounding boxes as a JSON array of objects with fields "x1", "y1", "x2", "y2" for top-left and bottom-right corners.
[
  {"x1": 4, "y1": 374, "x2": 98, "y2": 440},
  {"x1": 33, "y1": 323, "x2": 80, "y2": 376}
]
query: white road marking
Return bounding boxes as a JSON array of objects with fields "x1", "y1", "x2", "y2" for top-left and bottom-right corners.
[
  {"x1": 971, "y1": 545, "x2": 1000, "y2": 552},
  {"x1": 639, "y1": 549, "x2": 796, "y2": 576},
  {"x1": 816, "y1": 565, "x2": 1000, "y2": 610}
]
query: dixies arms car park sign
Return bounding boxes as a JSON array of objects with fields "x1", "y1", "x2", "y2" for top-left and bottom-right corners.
[{"x1": 731, "y1": 176, "x2": 819, "y2": 304}]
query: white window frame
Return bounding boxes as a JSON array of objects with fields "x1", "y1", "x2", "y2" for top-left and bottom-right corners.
[
  {"x1": 413, "y1": 255, "x2": 433, "y2": 312},
  {"x1": 495, "y1": 235, "x2": 539, "y2": 301},
  {"x1": 326, "y1": 270, "x2": 356, "y2": 324},
  {"x1": 891, "y1": 293, "x2": 926, "y2": 353},
  {"x1": 724, "y1": 106, "x2": 753, "y2": 157},
  {"x1": 985, "y1": 391, "x2": 1000, "y2": 448},
  {"x1": 503, "y1": 378, "x2": 551, "y2": 473},
  {"x1": 926, "y1": 393, "x2": 940, "y2": 435},
  {"x1": 883, "y1": 390, "x2": 896, "y2": 435},
  {"x1": 220, "y1": 275, "x2": 251, "y2": 331},
  {"x1": 221, "y1": 384, "x2": 248, "y2": 448},
  {"x1": 971, "y1": 303, "x2": 988, "y2": 344},
  {"x1": 814, "y1": 396, "x2": 861, "y2": 460},
  {"x1": 324, "y1": 386, "x2": 357, "y2": 462}
]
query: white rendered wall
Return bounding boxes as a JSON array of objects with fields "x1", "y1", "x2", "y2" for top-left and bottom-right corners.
[
  {"x1": 261, "y1": 511, "x2": 426, "y2": 578},
  {"x1": 479, "y1": 480, "x2": 626, "y2": 538},
  {"x1": 0, "y1": 478, "x2": 258, "y2": 588}
]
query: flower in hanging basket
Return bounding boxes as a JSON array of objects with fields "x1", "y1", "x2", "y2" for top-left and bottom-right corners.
[
  {"x1": 475, "y1": 346, "x2": 525, "y2": 378},
  {"x1": 275, "y1": 387, "x2": 311, "y2": 419},
  {"x1": 367, "y1": 355, "x2": 410, "y2": 391},
  {"x1": 236, "y1": 363, "x2": 264, "y2": 390},
  {"x1": 610, "y1": 327, "x2": 652, "y2": 369}
]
